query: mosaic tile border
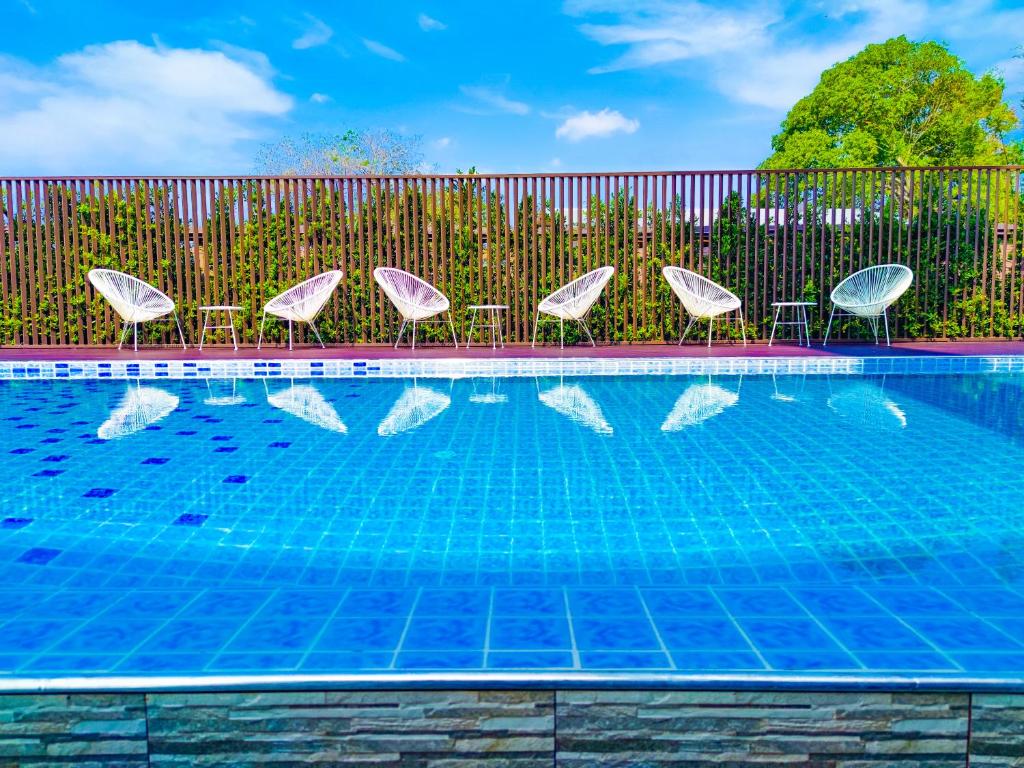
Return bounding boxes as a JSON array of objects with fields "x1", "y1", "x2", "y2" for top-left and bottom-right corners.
[{"x1": 1, "y1": 355, "x2": 1023, "y2": 380}]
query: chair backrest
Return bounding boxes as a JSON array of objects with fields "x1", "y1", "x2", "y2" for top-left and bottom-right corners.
[
  {"x1": 830, "y1": 264, "x2": 913, "y2": 316},
  {"x1": 538, "y1": 266, "x2": 614, "y2": 319},
  {"x1": 265, "y1": 270, "x2": 344, "y2": 322},
  {"x1": 373, "y1": 268, "x2": 450, "y2": 319},
  {"x1": 87, "y1": 269, "x2": 174, "y2": 319},
  {"x1": 662, "y1": 267, "x2": 740, "y2": 318}
]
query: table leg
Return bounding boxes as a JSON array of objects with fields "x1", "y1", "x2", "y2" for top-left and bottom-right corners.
[
  {"x1": 466, "y1": 309, "x2": 477, "y2": 348},
  {"x1": 497, "y1": 310, "x2": 504, "y2": 349},
  {"x1": 768, "y1": 306, "x2": 780, "y2": 347},
  {"x1": 229, "y1": 310, "x2": 239, "y2": 351},
  {"x1": 199, "y1": 310, "x2": 209, "y2": 351},
  {"x1": 490, "y1": 308, "x2": 496, "y2": 350},
  {"x1": 801, "y1": 305, "x2": 809, "y2": 347}
]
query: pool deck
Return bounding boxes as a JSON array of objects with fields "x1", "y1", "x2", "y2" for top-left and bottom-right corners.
[{"x1": 1, "y1": 339, "x2": 1023, "y2": 361}]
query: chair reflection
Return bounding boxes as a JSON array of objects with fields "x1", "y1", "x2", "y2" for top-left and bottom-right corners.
[
  {"x1": 469, "y1": 377, "x2": 508, "y2": 405},
  {"x1": 204, "y1": 378, "x2": 246, "y2": 407},
  {"x1": 265, "y1": 379, "x2": 347, "y2": 433},
  {"x1": 377, "y1": 380, "x2": 451, "y2": 436},
  {"x1": 536, "y1": 378, "x2": 613, "y2": 435},
  {"x1": 98, "y1": 383, "x2": 179, "y2": 440},
  {"x1": 661, "y1": 378, "x2": 740, "y2": 431},
  {"x1": 827, "y1": 378, "x2": 907, "y2": 429}
]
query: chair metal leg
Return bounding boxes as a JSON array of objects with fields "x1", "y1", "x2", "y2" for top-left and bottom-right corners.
[
  {"x1": 739, "y1": 311, "x2": 747, "y2": 346},
  {"x1": 411, "y1": 320, "x2": 417, "y2": 351},
  {"x1": 823, "y1": 306, "x2": 837, "y2": 346},
  {"x1": 118, "y1": 321, "x2": 130, "y2": 350},
  {"x1": 883, "y1": 309, "x2": 891, "y2": 346},
  {"x1": 287, "y1": 320, "x2": 293, "y2": 351},
  {"x1": 309, "y1": 320, "x2": 325, "y2": 349},
  {"x1": 198, "y1": 309, "x2": 208, "y2": 351},
  {"x1": 394, "y1": 319, "x2": 408, "y2": 349},
  {"x1": 768, "y1": 306, "x2": 780, "y2": 346},
  {"x1": 870, "y1": 316, "x2": 879, "y2": 345},
  {"x1": 531, "y1": 311, "x2": 541, "y2": 348},
  {"x1": 707, "y1": 316, "x2": 713, "y2": 348},
  {"x1": 257, "y1": 312, "x2": 267, "y2": 350},
  {"x1": 466, "y1": 308, "x2": 477, "y2": 348},
  {"x1": 174, "y1": 311, "x2": 187, "y2": 350},
  {"x1": 559, "y1": 318, "x2": 564, "y2": 349},
  {"x1": 448, "y1": 311, "x2": 459, "y2": 348},
  {"x1": 680, "y1": 316, "x2": 696, "y2": 345},
  {"x1": 133, "y1": 322, "x2": 139, "y2": 352},
  {"x1": 578, "y1": 318, "x2": 595, "y2": 346}
]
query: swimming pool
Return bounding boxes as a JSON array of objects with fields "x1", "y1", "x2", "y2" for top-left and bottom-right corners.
[{"x1": 2, "y1": 361, "x2": 1024, "y2": 682}]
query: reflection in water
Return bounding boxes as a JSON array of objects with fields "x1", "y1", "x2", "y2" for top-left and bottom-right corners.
[
  {"x1": 827, "y1": 379, "x2": 907, "y2": 429},
  {"x1": 661, "y1": 379, "x2": 739, "y2": 431},
  {"x1": 469, "y1": 377, "x2": 508, "y2": 405},
  {"x1": 266, "y1": 380, "x2": 347, "y2": 433},
  {"x1": 204, "y1": 378, "x2": 246, "y2": 407},
  {"x1": 98, "y1": 383, "x2": 179, "y2": 440},
  {"x1": 770, "y1": 373, "x2": 805, "y2": 403},
  {"x1": 378, "y1": 382, "x2": 451, "y2": 436},
  {"x1": 537, "y1": 379, "x2": 613, "y2": 435}
]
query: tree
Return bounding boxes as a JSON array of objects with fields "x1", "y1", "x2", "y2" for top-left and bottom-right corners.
[
  {"x1": 762, "y1": 37, "x2": 1022, "y2": 169},
  {"x1": 254, "y1": 129, "x2": 425, "y2": 175}
]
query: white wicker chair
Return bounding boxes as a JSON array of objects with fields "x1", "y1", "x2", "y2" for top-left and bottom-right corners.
[
  {"x1": 97, "y1": 383, "x2": 179, "y2": 440},
  {"x1": 823, "y1": 264, "x2": 913, "y2": 346},
  {"x1": 373, "y1": 267, "x2": 458, "y2": 350},
  {"x1": 378, "y1": 381, "x2": 451, "y2": 436},
  {"x1": 663, "y1": 267, "x2": 746, "y2": 347},
  {"x1": 87, "y1": 269, "x2": 186, "y2": 351},
  {"x1": 258, "y1": 270, "x2": 343, "y2": 350},
  {"x1": 532, "y1": 266, "x2": 614, "y2": 348}
]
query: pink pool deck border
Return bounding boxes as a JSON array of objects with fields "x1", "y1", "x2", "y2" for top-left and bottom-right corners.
[{"x1": 1, "y1": 339, "x2": 1023, "y2": 362}]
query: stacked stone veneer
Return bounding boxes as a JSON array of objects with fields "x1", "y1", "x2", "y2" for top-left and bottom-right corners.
[{"x1": 1, "y1": 689, "x2": 1022, "y2": 766}]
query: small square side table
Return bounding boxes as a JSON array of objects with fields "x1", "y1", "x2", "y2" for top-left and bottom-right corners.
[
  {"x1": 198, "y1": 305, "x2": 242, "y2": 351},
  {"x1": 465, "y1": 305, "x2": 508, "y2": 349},
  {"x1": 769, "y1": 301, "x2": 815, "y2": 347}
]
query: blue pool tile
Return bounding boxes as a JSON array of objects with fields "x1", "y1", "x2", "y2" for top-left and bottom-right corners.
[
  {"x1": 642, "y1": 588, "x2": 723, "y2": 616},
  {"x1": 671, "y1": 650, "x2": 765, "y2": 670},
  {"x1": 715, "y1": 588, "x2": 804, "y2": 617},
  {"x1": 337, "y1": 589, "x2": 415, "y2": 616},
  {"x1": 1, "y1": 517, "x2": 32, "y2": 530},
  {"x1": 52, "y1": 619, "x2": 163, "y2": 653},
  {"x1": 488, "y1": 651, "x2": 575, "y2": 669},
  {"x1": 180, "y1": 590, "x2": 269, "y2": 617},
  {"x1": 655, "y1": 618, "x2": 752, "y2": 651},
  {"x1": 761, "y1": 650, "x2": 862, "y2": 671},
  {"x1": 737, "y1": 619, "x2": 843, "y2": 652},
  {"x1": 403, "y1": 616, "x2": 487, "y2": 651},
  {"x1": 32, "y1": 469, "x2": 64, "y2": 478},
  {"x1": 83, "y1": 488, "x2": 116, "y2": 499},
  {"x1": 9, "y1": 448, "x2": 34, "y2": 455},
  {"x1": 260, "y1": 590, "x2": 343, "y2": 618},
  {"x1": 35, "y1": 590, "x2": 119, "y2": 618},
  {"x1": 223, "y1": 475, "x2": 248, "y2": 484},
  {"x1": 788, "y1": 588, "x2": 886, "y2": 617},
  {"x1": 949, "y1": 653, "x2": 1024, "y2": 673},
  {"x1": 104, "y1": 591, "x2": 197, "y2": 618},
  {"x1": 868, "y1": 588, "x2": 962, "y2": 616},
  {"x1": 302, "y1": 651, "x2": 393, "y2": 671},
  {"x1": 316, "y1": 617, "x2": 406, "y2": 651},
  {"x1": 568, "y1": 589, "x2": 644, "y2": 616},
  {"x1": 208, "y1": 652, "x2": 303, "y2": 672},
  {"x1": 138, "y1": 620, "x2": 240, "y2": 653},
  {"x1": 21, "y1": 653, "x2": 117, "y2": 673},
  {"x1": 396, "y1": 651, "x2": 483, "y2": 670},
  {"x1": 0, "y1": 620, "x2": 76, "y2": 652},
  {"x1": 493, "y1": 589, "x2": 565, "y2": 616},
  {"x1": 214, "y1": 447, "x2": 238, "y2": 453},
  {"x1": 579, "y1": 650, "x2": 672, "y2": 669},
  {"x1": 854, "y1": 651, "x2": 960, "y2": 671},
  {"x1": 41, "y1": 455, "x2": 70, "y2": 463},
  {"x1": 116, "y1": 653, "x2": 210, "y2": 673},
  {"x1": 228, "y1": 617, "x2": 327, "y2": 652},
  {"x1": 820, "y1": 617, "x2": 934, "y2": 652},
  {"x1": 173, "y1": 514, "x2": 209, "y2": 527},
  {"x1": 908, "y1": 619, "x2": 1022, "y2": 651},
  {"x1": 573, "y1": 617, "x2": 659, "y2": 651},
  {"x1": 490, "y1": 616, "x2": 571, "y2": 650},
  {"x1": 17, "y1": 547, "x2": 61, "y2": 565},
  {"x1": 416, "y1": 589, "x2": 489, "y2": 616},
  {"x1": 269, "y1": 441, "x2": 291, "y2": 449},
  {"x1": 142, "y1": 457, "x2": 170, "y2": 465}
]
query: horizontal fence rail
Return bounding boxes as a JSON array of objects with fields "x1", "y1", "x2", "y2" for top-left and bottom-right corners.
[{"x1": 1, "y1": 168, "x2": 1022, "y2": 346}]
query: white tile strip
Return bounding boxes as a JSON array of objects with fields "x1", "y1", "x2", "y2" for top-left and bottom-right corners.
[{"x1": 0, "y1": 355, "x2": 1022, "y2": 381}]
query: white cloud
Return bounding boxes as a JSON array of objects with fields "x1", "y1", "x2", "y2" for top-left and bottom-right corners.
[
  {"x1": 418, "y1": 13, "x2": 446, "y2": 31},
  {"x1": 292, "y1": 13, "x2": 333, "y2": 50},
  {"x1": 567, "y1": 0, "x2": 1024, "y2": 111},
  {"x1": 458, "y1": 84, "x2": 530, "y2": 115},
  {"x1": 363, "y1": 39, "x2": 406, "y2": 62},
  {"x1": 555, "y1": 108, "x2": 639, "y2": 141},
  {"x1": 431, "y1": 136, "x2": 452, "y2": 149},
  {"x1": 310, "y1": 92, "x2": 331, "y2": 103},
  {"x1": 0, "y1": 40, "x2": 292, "y2": 173}
]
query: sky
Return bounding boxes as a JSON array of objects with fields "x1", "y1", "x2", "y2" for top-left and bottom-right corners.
[{"x1": 3, "y1": 0, "x2": 1024, "y2": 175}]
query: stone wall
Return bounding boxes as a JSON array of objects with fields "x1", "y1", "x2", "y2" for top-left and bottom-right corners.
[{"x1": 0, "y1": 688, "x2": 1021, "y2": 767}]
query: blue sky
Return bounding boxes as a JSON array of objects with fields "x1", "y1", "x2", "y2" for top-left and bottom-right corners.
[{"x1": 3, "y1": 0, "x2": 1024, "y2": 174}]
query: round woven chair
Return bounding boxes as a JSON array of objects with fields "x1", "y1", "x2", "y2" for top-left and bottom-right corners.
[
  {"x1": 257, "y1": 270, "x2": 343, "y2": 350},
  {"x1": 373, "y1": 267, "x2": 458, "y2": 349},
  {"x1": 662, "y1": 266, "x2": 746, "y2": 347},
  {"x1": 823, "y1": 264, "x2": 913, "y2": 346},
  {"x1": 532, "y1": 266, "x2": 614, "y2": 348},
  {"x1": 87, "y1": 268, "x2": 186, "y2": 351}
]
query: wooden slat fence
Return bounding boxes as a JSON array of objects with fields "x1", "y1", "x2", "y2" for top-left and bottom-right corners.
[{"x1": 1, "y1": 168, "x2": 1022, "y2": 346}]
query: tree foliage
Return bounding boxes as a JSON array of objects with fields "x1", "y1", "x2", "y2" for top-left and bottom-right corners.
[
  {"x1": 254, "y1": 129, "x2": 426, "y2": 175},
  {"x1": 763, "y1": 37, "x2": 1022, "y2": 169}
]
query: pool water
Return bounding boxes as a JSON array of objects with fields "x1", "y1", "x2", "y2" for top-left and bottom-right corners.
[{"x1": 1, "y1": 372, "x2": 1024, "y2": 678}]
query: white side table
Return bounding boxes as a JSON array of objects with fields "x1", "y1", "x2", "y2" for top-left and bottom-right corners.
[
  {"x1": 465, "y1": 305, "x2": 508, "y2": 349},
  {"x1": 198, "y1": 305, "x2": 242, "y2": 351},
  {"x1": 769, "y1": 301, "x2": 815, "y2": 347}
]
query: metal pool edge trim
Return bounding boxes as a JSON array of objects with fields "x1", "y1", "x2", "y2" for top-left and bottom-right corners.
[{"x1": 3, "y1": 671, "x2": 1024, "y2": 694}]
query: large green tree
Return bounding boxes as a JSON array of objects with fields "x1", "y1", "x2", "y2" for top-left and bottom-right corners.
[{"x1": 762, "y1": 36, "x2": 1022, "y2": 168}]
